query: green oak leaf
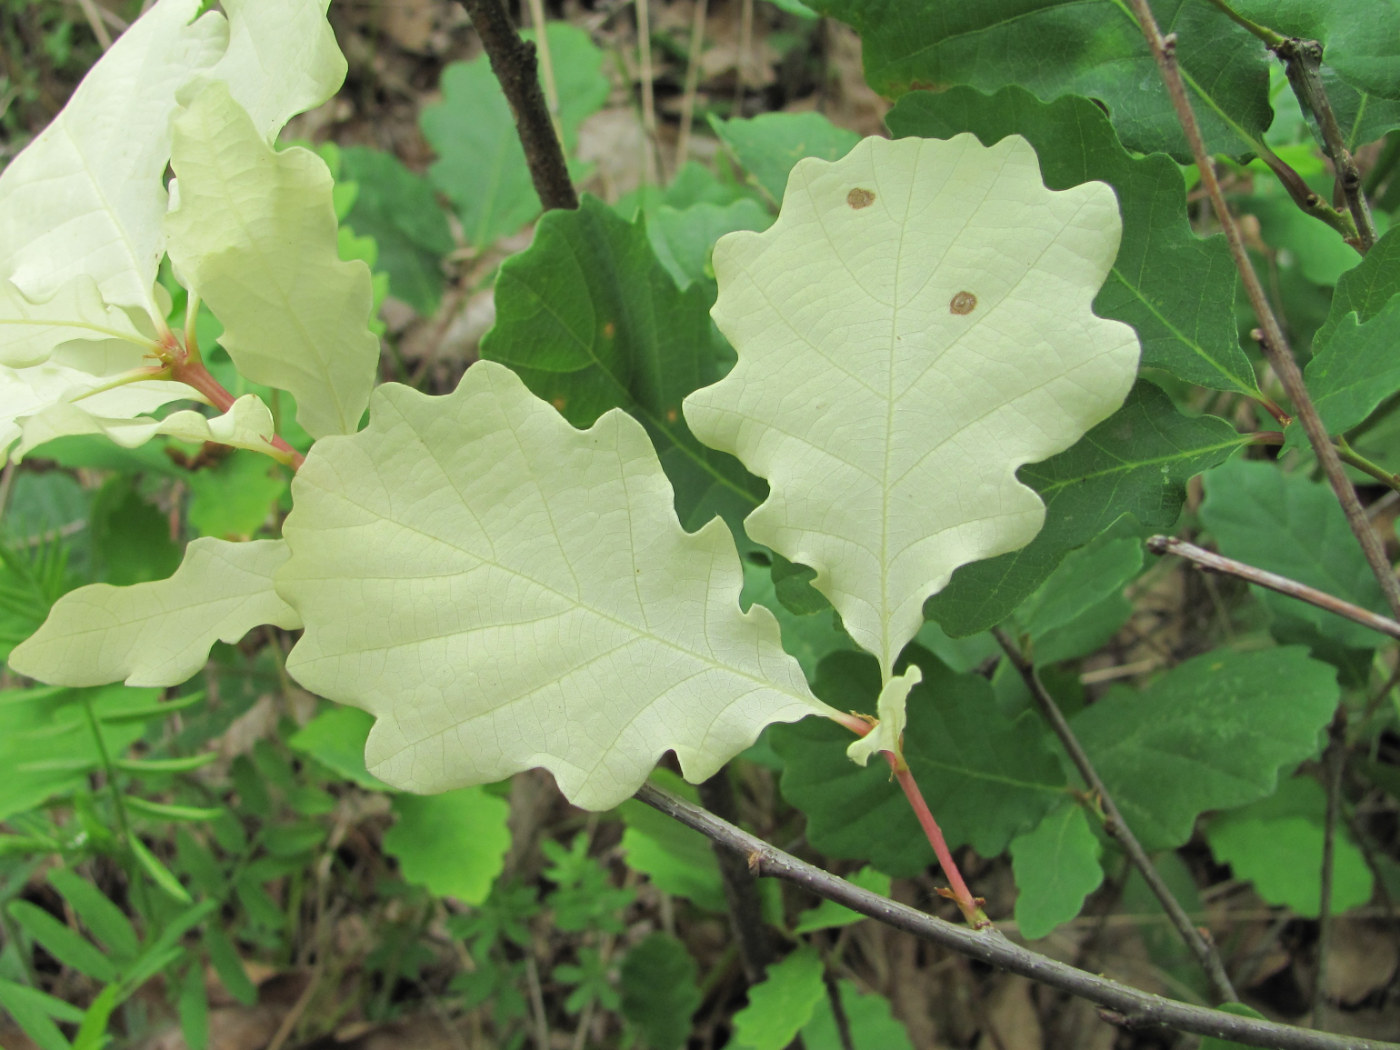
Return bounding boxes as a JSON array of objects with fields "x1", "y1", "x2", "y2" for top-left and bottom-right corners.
[
  {"x1": 1200, "y1": 458, "x2": 1390, "y2": 651},
  {"x1": 277, "y1": 362, "x2": 837, "y2": 811},
  {"x1": 925, "y1": 381, "x2": 1245, "y2": 637},
  {"x1": 10, "y1": 539, "x2": 301, "y2": 688},
  {"x1": 810, "y1": 0, "x2": 1272, "y2": 159},
  {"x1": 1317, "y1": 223, "x2": 1400, "y2": 342},
  {"x1": 1203, "y1": 777, "x2": 1372, "y2": 918},
  {"x1": 619, "y1": 933, "x2": 702, "y2": 1050},
  {"x1": 165, "y1": 82, "x2": 378, "y2": 439},
  {"x1": 887, "y1": 86, "x2": 1257, "y2": 397},
  {"x1": 710, "y1": 112, "x2": 861, "y2": 205},
  {"x1": 1072, "y1": 646, "x2": 1338, "y2": 850},
  {"x1": 647, "y1": 199, "x2": 772, "y2": 291},
  {"x1": 1230, "y1": 1, "x2": 1400, "y2": 100},
  {"x1": 422, "y1": 23, "x2": 609, "y2": 248},
  {"x1": 1302, "y1": 297, "x2": 1400, "y2": 442},
  {"x1": 732, "y1": 946, "x2": 825, "y2": 1050},
  {"x1": 1009, "y1": 801, "x2": 1104, "y2": 939},
  {"x1": 339, "y1": 146, "x2": 454, "y2": 316},
  {"x1": 686, "y1": 135, "x2": 1138, "y2": 678},
  {"x1": 384, "y1": 788, "x2": 511, "y2": 905},
  {"x1": 483, "y1": 196, "x2": 764, "y2": 529},
  {"x1": 773, "y1": 652, "x2": 1064, "y2": 876}
]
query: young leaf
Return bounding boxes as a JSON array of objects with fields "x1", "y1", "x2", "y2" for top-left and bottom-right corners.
[
  {"x1": 887, "y1": 85, "x2": 1258, "y2": 397},
  {"x1": 1009, "y1": 801, "x2": 1104, "y2": 940},
  {"x1": 686, "y1": 135, "x2": 1139, "y2": 677},
  {"x1": 8, "y1": 901, "x2": 120, "y2": 983},
  {"x1": 47, "y1": 869, "x2": 140, "y2": 962},
  {"x1": 0, "y1": 275, "x2": 152, "y2": 370},
  {"x1": 800, "y1": 978, "x2": 914, "y2": 1050},
  {"x1": 810, "y1": 0, "x2": 1272, "y2": 158},
  {"x1": 0, "y1": 0, "x2": 224, "y2": 321},
  {"x1": 10, "y1": 539, "x2": 302, "y2": 688},
  {"x1": 165, "y1": 82, "x2": 378, "y2": 439},
  {"x1": 202, "y1": 0, "x2": 346, "y2": 145},
  {"x1": 384, "y1": 788, "x2": 511, "y2": 905},
  {"x1": 1072, "y1": 647, "x2": 1339, "y2": 850},
  {"x1": 277, "y1": 362, "x2": 838, "y2": 810},
  {"x1": 16, "y1": 393, "x2": 284, "y2": 462}
]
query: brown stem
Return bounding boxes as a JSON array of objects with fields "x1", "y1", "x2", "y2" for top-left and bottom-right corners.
[
  {"x1": 695, "y1": 770, "x2": 776, "y2": 983},
  {"x1": 1123, "y1": 0, "x2": 1400, "y2": 623},
  {"x1": 633, "y1": 783, "x2": 1400, "y2": 1050},
  {"x1": 991, "y1": 628, "x2": 1239, "y2": 1005},
  {"x1": 456, "y1": 0, "x2": 579, "y2": 213},
  {"x1": 1147, "y1": 535, "x2": 1400, "y2": 641},
  {"x1": 1275, "y1": 37, "x2": 1378, "y2": 251}
]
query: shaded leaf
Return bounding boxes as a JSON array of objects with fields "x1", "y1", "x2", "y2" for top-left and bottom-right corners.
[
  {"x1": 1200, "y1": 458, "x2": 1389, "y2": 650},
  {"x1": 422, "y1": 23, "x2": 609, "y2": 248},
  {"x1": 1072, "y1": 647, "x2": 1338, "y2": 850},
  {"x1": 811, "y1": 0, "x2": 1272, "y2": 158},
  {"x1": 619, "y1": 933, "x2": 702, "y2": 1050},
  {"x1": 1204, "y1": 777, "x2": 1372, "y2": 918},
  {"x1": 1009, "y1": 802, "x2": 1103, "y2": 939},
  {"x1": 926, "y1": 381, "x2": 1244, "y2": 637},
  {"x1": 774, "y1": 653, "x2": 1064, "y2": 876},
  {"x1": 484, "y1": 196, "x2": 764, "y2": 528}
]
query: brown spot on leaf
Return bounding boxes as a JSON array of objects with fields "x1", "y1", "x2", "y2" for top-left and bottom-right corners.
[
  {"x1": 846, "y1": 187, "x2": 876, "y2": 209},
  {"x1": 552, "y1": 397, "x2": 567, "y2": 412},
  {"x1": 601, "y1": 321, "x2": 616, "y2": 339},
  {"x1": 949, "y1": 291, "x2": 978, "y2": 315},
  {"x1": 665, "y1": 407, "x2": 678, "y2": 423}
]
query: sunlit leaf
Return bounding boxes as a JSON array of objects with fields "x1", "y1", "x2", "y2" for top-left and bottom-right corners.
[
  {"x1": 686, "y1": 135, "x2": 1138, "y2": 676},
  {"x1": 10, "y1": 539, "x2": 301, "y2": 688},
  {"x1": 278, "y1": 362, "x2": 837, "y2": 810}
]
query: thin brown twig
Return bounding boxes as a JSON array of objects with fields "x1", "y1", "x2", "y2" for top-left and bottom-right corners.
[
  {"x1": 1147, "y1": 535, "x2": 1400, "y2": 641},
  {"x1": 456, "y1": 0, "x2": 578, "y2": 212},
  {"x1": 1122, "y1": 0, "x2": 1400, "y2": 624},
  {"x1": 990, "y1": 628, "x2": 1239, "y2": 1005},
  {"x1": 635, "y1": 782, "x2": 1400, "y2": 1050},
  {"x1": 1275, "y1": 37, "x2": 1377, "y2": 250}
]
